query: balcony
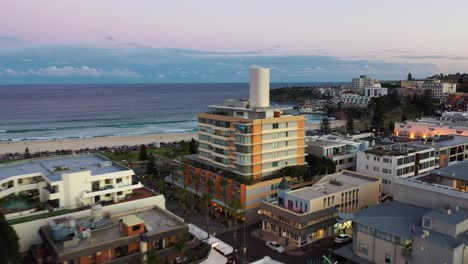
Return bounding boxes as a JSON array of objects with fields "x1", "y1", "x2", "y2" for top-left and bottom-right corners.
[{"x1": 83, "y1": 182, "x2": 144, "y2": 198}]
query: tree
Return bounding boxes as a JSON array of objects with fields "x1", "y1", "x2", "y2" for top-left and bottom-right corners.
[
  {"x1": 401, "y1": 114, "x2": 408, "y2": 122},
  {"x1": 139, "y1": 144, "x2": 148, "y2": 161},
  {"x1": 220, "y1": 178, "x2": 229, "y2": 220},
  {"x1": 229, "y1": 199, "x2": 242, "y2": 262},
  {"x1": 0, "y1": 212, "x2": 20, "y2": 264},
  {"x1": 407, "y1": 72, "x2": 413, "y2": 81},
  {"x1": 387, "y1": 120, "x2": 395, "y2": 132},
  {"x1": 189, "y1": 138, "x2": 198, "y2": 154},
  {"x1": 24, "y1": 147, "x2": 31, "y2": 159},
  {"x1": 193, "y1": 170, "x2": 201, "y2": 201},
  {"x1": 202, "y1": 192, "x2": 213, "y2": 238},
  {"x1": 146, "y1": 155, "x2": 157, "y2": 176},
  {"x1": 305, "y1": 155, "x2": 336, "y2": 178},
  {"x1": 319, "y1": 118, "x2": 331, "y2": 133},
  {"x1": 346, "y1": 114, "x2": 354, "y2": 133}
]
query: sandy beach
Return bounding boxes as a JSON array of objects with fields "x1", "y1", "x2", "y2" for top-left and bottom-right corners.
[
  {"x1": 0, "y1": 133, "x2": 197, "y2": 155},
  {"x1": 0, "y1": 120, "x2": 346, "y2": 155}
]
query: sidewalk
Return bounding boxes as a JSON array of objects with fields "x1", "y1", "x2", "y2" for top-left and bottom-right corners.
[{"x1": 165, "y1": 198, "x2": 228, "y2": 235}]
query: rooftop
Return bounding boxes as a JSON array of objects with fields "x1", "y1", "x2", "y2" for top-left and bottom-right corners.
[
  {"x1": 365, "y1": 143, "x2": 432, "y2": 156},
  {"x1": 424, "y1": 207, "x2": 468, "y2": 226},
  {"x1": 287, "y1": 171, "x2": 378, "y2": 200},
  {"x1": 307, "y1": 140, "x2": 345, "y2": 148},
  {"x1": 354, "y1": 201, "x2": 431, "y2": 239},
  {"x1": 429, "y1": 161, "x2": 468, "y2": 181},
  {"x1": 0, "y1": 154, "x2": 130, "y2": 182},
  {"x1": 41, "y1": 205, "x2": 185, "y2": 255},
  {"x1": 407, "y1": 135, "x2": 468, "y2": 149}
]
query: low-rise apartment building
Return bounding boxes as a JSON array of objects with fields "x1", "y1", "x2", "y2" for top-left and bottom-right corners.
[
  {"x1": 0, "y1": 154, "x2": 142, "y2": 211},
  {"x1": 258, "y1": 171, "x2": 381, "y2": 248},
  {"x1": 356, "y1": 144, "x2": 436, "y2": 195},
  {"x1": 364, "y1": 83, "x2": 388, "y2": 98},
  {"x1": 307, "y1": 135, "x2": 369, "y2": 171},
  {"x1": 38, "y1": 203, "x2": 190, "y2": 264},
  {"x1": 406, "y1": 135, "x2": 468, "y2": 168}
]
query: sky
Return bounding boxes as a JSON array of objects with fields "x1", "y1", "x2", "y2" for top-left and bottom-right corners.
[{"x1": 0, "y1": 0, "x2": 467, "y2": 84}]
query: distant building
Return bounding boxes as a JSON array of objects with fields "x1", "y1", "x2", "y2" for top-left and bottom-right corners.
[
  {"x1": 38, "y1": 203, "x2": 190, "y2": 264},
  {"x1": 352, "y1": 75, "x2": 378, "y2": 95},
  {"x1": 337, "y1": 92, "x2": 370, "y2": 108},
  {"x1": 0, "y1": 154, "x2": 142, "y2": 211},
  {"x1": 306, "y1": 135, "x2": 369, "y2": 171},
  {"x1": 259, "y1": 171, "x2": 381, "y2": 248},
  {"x1": 356, "y1": 144, "x2": 436, "y2": 194},
  {"x1": 394, "y1": 112, "x2": 468, "y2": 139},
  {"x1": 364, "y1": 83, "x2": 388, "y2": 98},
  {"x1": 421, "y1": 79, "x2": 458, "y2": 103}
]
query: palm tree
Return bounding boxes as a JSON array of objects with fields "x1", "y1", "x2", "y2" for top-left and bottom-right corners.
[
  {"x1": 220, "y1": 178, "x2": 229, "y2": 220},
  {"x1": 229, "y1": 199, "x2": 241, "y2": 262},
  {"x1": 193, "y1": 170, "x2": 201, "y2": 198},
  {"x1": 175, "y1": 188, "x2": 188, "y2": 218},
  {"x1": 201, "y1": 192, "x2": 213, "y2": 238},
  {"x1": 206, "y1": 178, "x2": 215, "y2": 217}
]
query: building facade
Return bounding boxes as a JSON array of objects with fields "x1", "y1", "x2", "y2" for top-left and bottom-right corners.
[
  {"x1": 0, "y1": 154, "x2": 142, "y2": 211},
  {"x1": 259, "y1": 171, "x2": 381, "y2": 248},
  {"x1": 364, "y1": 83, "x2": 388, "y2": 98},
  {"x1": 306, "y1": 135, "x2": 369, "y2": 171},
  {"x1": 352, "y1": 75, "x2": 378, "y2": 95},
  {"x1": 356, "y1": 144, "x2": 436, "y2": 194}
]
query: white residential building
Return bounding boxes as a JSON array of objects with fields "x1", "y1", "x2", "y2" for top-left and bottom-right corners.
[
  {"x1": 306, "y1": 135, "x2": 369, "y2": 171},
  {"x1": 364, "y1": 83, "x2": 388, "y2": 98},
  {"x1": 352, "y1": 75, "x2": 378, "y2": 95},
  {"x1": 394, "y1": 112, "x2": 468, "y2": 139},
  {"x1": 0, "y1": 154, "x2": 142, "y2": 210},
  {"x1": 421, "y1": 79, "x2": 458, "y2": 103},
  {"x1": 356, "y1": 144, "x2": 436, "y2": 195}
]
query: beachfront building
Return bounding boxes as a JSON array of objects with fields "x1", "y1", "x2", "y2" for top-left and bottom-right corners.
[
  {"x1": 0, "y1": 154, "x2": 142, "y2": 211},
  {"x1": 364, "y1": 83, "x2": 388, "y2": 98},
  {"x1": 356, "y1": 144, "x2": 436, "y2": 195},
  {"x1": 394, "y1": 112, "x2": 468, "y2": 139},
  {"x1": 352, "y1": 75, "x2": 379, "y2": 95},
  {"x1": 306, "y1": 135, "x2": 369, "y2": 171},
  {"x1": 37, "y1": 203, "x2": 191, "y2": 264},
  {"x1": 171, "y1": 67, "x2": 307, "y2": 219},
  {"x1": 258, "y1": 171, "x2": 381, "y2": 248}
]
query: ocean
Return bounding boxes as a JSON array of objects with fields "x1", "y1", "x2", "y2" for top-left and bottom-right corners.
[{"x1": 0, "y1": 83, "x2": 336, "y2": 141}]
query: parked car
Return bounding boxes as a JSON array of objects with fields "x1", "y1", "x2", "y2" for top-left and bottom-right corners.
[
  {"x1": 334, "y1": 234, "x2": 352, "y2": 244},
  {"x1": 265, "y1": 241, "x2": 285, "y2": 253}
]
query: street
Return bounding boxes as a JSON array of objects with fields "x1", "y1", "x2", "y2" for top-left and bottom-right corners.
[{"x1": 216, "y1": 223, "x2": 343, "y2": 264}]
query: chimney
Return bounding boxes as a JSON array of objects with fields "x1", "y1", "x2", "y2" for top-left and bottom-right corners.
[{"x1": 249, "y1": 67, "x2": 270, "y2": 108}]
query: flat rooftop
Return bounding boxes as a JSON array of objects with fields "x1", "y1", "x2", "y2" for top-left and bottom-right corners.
[
  {"x1": 307, "y1": 140, "x2": 345, "y2": 148},
  {"x1": 408, "y1": 135, "x2": 468, "y2": 148},
  {"x1": 429, "y1": 161, "x2": 468, "y2": 181},
  {"x1": 365, "y1": 143, "x2": 432, "y2": 156},
  {"x1": 354, "y1": 201, "x2": 431, "y2": 238},
  {"x1": 287, "y1": 171, "x2": 378, "y2": 200},
  {"x1": 41, "y1": 206, "x2": 185, "y2": 255},
  {"x1": 0, "y1": 154, "x2": 130, "y2": 182}
]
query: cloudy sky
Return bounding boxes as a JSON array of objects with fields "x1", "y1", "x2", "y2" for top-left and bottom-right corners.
[{"x1": 0, "y1": 0, "x2": 467, "y2": 84}]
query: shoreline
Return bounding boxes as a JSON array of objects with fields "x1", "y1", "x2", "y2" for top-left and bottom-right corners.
[
  {"x1": 0, "y1": 132, "x2": 197, "y2": 155},
  {"x1": 0, "y1": 120, "x2": 346, "y2": 155}
]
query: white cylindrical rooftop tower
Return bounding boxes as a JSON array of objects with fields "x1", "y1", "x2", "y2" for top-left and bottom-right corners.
[{"x1": 249, "y1": 67, "x2": 270, "y2": 108}]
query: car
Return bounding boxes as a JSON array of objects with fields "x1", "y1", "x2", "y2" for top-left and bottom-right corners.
[
  {"x1": 334, "y1": 234, "x2": 352, "y2": 244},
  {"x1": 265, "y1": 241, "x2": 285, "y2": 253}
]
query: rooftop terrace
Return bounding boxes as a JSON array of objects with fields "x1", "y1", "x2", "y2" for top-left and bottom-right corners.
[
  {"x1": 364, "y1": 143, "x2": 431, "y2": 156},
  {"x1": 0, "y1": 154, "x2": 130, "y2": 182},
  {"x1": 408, "y1": 135, "x2": 468, "y2": 148}
]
